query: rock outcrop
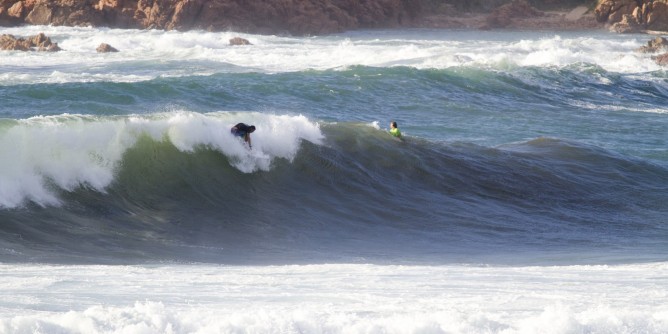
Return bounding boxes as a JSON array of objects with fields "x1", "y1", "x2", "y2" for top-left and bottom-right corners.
[
  {"x1": 654, "y1": 52, "x2": 668, "y2": 65},
  {"x1": 637, "y1": 36, "x2": 668, "y2": 66},
  {"x1": 96, "y1": 42, "x2": 118, "y2": 52},
  {"x1": 0, "y1": 1, "x2": 613, "y2": 35},
  {"x1": 637, "y1": 36, "x2": 668, "y2": 53},
  {"x1": 595, "y1": 0, "x2": 668, "y2": 33},
  {"x1": 229, "y1": 37, "x2": 251, "y2": 46},
  {"x1": 0, "y1": 32, "x2": 61, "y2": 51},
  {"x1": 15, "y1": 1, "x2": 668, "y2": 35},
  {"x1": 0, "y1": 0, "x2": 422, "y2": 35}
]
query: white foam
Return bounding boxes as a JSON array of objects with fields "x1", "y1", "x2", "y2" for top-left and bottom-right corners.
[
  {"x1": 0, "y1": 263, "x2": 666, "y2": 333},
  {"x1": 0, "y1": 27, "x2": 661, "y2": 85},
  {"x1": 0, "y1": 112, "x2": 323, "y2": 208}
]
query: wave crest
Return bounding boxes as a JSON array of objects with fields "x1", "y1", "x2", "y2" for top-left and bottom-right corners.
[{"x1": 0, "y1": 112, "x2": 323, "y2": 208}]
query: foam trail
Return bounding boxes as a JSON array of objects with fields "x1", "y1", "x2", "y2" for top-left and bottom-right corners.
[{"x1": 0, "y1": 112, "x2": 323, "y2": 208}]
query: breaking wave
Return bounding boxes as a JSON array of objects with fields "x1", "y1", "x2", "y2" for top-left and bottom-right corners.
[{"x1": 1, "y1": 113, "x2": 666, "y2": 264}]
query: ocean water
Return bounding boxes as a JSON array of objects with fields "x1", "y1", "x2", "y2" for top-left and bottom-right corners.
[{"x1": 0, "y1": 26, "x2": 667, "y2": 333}]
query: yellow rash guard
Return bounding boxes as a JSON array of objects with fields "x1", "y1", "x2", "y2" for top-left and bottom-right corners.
[{"x1": 390, "y1": 128, "x2": 401, "y2": 138}]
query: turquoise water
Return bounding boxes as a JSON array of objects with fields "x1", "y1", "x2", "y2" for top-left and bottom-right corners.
[{"x1": 0, "y1": 27, "x2": 666, "y2": 264}]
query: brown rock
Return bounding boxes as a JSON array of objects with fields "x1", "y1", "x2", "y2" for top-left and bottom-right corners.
[
  {"x1": 0, "y1": 0, "x2": 421, "y2": 36},
  {"x1": 653, "y1": 52, "x2": 668, "y2": 65},
  {"x1": 229, "y1": 37, "x2": 251, "y2": 46},
  {"x1": 595, "y1": 0, "x2": 668, "y2": 33},
  {"x1": 96, "y1": 42, "x2": 119, "y2": 52},
  {"x1": 612, "y1": 13, "x2": 643, "y2": 33},
  {"x1": 594, "y1": 0, "x2": 639, "y2": 23},
  {"x1": 0, "y1": 34, "x2": 30, "y2": 51},
  {"x1": 638, "y1": 36, "x2": 668, "y2": 53},
  {"x1": 594, "y1": 1, "x2": 613, "y2": 23},
  {"x1": 8, "y1": 2, "x2": 24, "y2": 18},
  {"x1": 645, "y1": 1, "x2": 668, "y2": 31},
  {"x1": 0, "y1": 32, "x2": 61, "y2": 51},
  {"x1": 95, "y1": 0, "x2": 121, "y2": 11},
  {"x1": 38, "y1": 43, "x2": 61, "y2": 52},
  {"x1": 0, "y1": 1, "x2": 614, "y2": 35},
  {"x1": 25, "y1": 3, "x2": 53, "y2": 25},
  {"x1": 32, "y1": 32, "x2": 61, "y2": 51},
  {"x1": 609, "y1": 0, "x2": 638, "y2": 23},
  {"x1": 24, "y1": 0, "x2": 39, "y2": 8}
]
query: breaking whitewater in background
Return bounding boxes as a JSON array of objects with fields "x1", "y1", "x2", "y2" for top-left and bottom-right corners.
[{"x1": 0, "y1": 26, "x2": 667, "y2": 333}]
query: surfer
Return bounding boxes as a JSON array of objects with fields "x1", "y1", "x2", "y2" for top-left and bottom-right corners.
[
  {"x1": 231, "y1": 123, "x2": 256, "y2": 149},
  {"x1": 390, "y1": 121, "x2": 402, "y2": 139}
]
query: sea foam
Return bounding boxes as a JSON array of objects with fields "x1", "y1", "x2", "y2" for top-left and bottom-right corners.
[
  {"x1": 0, "y1": 26, "x2": 660, "y2": 86},
  {"x1": 1, "y1": 263, "x2": 666, "y2": 334}
]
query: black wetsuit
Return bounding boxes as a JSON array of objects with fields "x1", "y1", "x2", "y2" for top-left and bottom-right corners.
[{"x1": 231, "y1": 123, "x2": 252, "y2": 137}]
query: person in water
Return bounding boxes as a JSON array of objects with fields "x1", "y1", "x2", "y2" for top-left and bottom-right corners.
[
  {"x1": 390, "y1": 121, "x2": 402, "y2": 139},
  {"x1": 231, "y1": 123, "x2": 256, "y2": 149}
]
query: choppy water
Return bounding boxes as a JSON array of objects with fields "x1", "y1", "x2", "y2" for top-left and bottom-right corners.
[{"x1": 0, "y1": 26, "x2": 667, "y2": 333}]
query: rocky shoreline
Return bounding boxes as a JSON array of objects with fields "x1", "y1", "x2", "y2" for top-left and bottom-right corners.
[
  {"x1": 3, "y1": 0, "x2": 668, "y2": 65},
  {"x1": 3, "y1": 1, "x2": 668, "y2": 35},
  {"x1": 0, "y1": 0, "x2": 603, "y2": 35}
]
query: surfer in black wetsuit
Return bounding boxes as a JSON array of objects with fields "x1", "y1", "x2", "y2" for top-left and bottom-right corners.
[{"x1": 231, "y1": 123, "x2": 256, "y2": 149}]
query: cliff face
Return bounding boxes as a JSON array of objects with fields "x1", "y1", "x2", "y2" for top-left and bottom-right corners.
[
  {"x1": 7, "y1": 1, "x2": 655, "y2": 35},
  {"x1": 0, "y1": 0, "x2": 421, "y2": 35},
  {"x1": 595, "y1": 0, "x2": 668, "y2": 33}
]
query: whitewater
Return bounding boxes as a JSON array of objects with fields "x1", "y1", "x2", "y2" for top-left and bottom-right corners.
[{"x1": 1, "y1": 26, "x2": 667, "y2": 333}]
